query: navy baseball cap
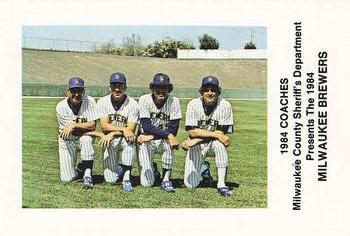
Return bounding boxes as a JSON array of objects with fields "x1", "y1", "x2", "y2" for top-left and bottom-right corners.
[
  {"x1": 202, "y1": 76, "x2": 219, "y2": 87},
  {"x1": 152, "y1": 73, "x2": 171, "y2": 86},
  {"x1": 110, "y1": 72, "x2": 126, "y2": 84},
  {"x1": 69, "y1": 77, "x2": 85, "y2": 89}
]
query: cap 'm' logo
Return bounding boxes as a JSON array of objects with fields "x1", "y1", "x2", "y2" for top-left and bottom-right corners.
[
  {"x1": 159, "y1": 76, "x2": 164, "y2": 82},
  {"x1": 75, "y1": 80, "x2": 79, "y2": 84},
  {"x1": 115, "y1": 75, "x2": 119, "y2": 79}
]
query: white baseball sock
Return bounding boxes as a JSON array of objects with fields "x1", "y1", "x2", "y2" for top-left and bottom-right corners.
[
  {"x1": 217, "y1": 167, "x2": 227, "y2": 188},
  {"x1": 163, "y1": 169, "x2": 171, "y2": 182},
  {"x1": 84, "y1": 168, "x2": 92, "y2": 178},
  {"x1": 123, "y1": 170, "x2": 131, "y2": 182}
]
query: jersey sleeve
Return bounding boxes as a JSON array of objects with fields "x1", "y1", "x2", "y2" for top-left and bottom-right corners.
[
  {"x1": 139, "y1": 96, "x2": 151, "y2": 119},
  {"x1": 185, "y1": 100, "x2": 198, "y2": 127},
  {"x1": 86, "y1": 97, "x2": 99, "y2": 121},
  {"x1": 56, "y1": 104, "x2": 63, "y2": 129},
  {"x1": 170, "y1": 97, "x2": 182, "y2": 120},
  {"x1": 56, "y1": 103, "x2": 63, "y2": 121},
  {"x1": 96, "y1": 97, "x2": 107, "y2": 119},
  {"x1": 128, "y1": 100, "x2": 139, "y2": 124},
  {"x1": 56, "y1": 101, "x2": 69, "y2": 132},
  {"x1": 219, "y1": 102, "x2": 234, "y2": 133}
]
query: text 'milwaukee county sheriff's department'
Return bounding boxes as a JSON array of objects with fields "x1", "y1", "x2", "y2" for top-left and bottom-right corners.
[{"x1": 279, "y1": 22, "x2": 328, "y2": 211}]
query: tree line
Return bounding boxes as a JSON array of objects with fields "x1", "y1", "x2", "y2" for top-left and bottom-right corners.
[{"x1": 93, "y1": 33, "x2": 257, "y2": 58}]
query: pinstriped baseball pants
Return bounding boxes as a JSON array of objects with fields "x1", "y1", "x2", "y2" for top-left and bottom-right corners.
[
  {"x1": 138, "y1": 139, "x2": 174, "y2": 187},
  {"x1": 58, "y1": 135, "x2": 95, "y2": 182},
  {"x1": 184, "y1": 140, "x2": 228, "y2": 188},
  {"x1": 103, "y1": 137, "x2": 136, "y2": 183}
]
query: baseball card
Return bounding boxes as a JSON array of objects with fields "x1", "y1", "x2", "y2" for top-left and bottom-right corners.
[{"x1": 0, "y1": 0, "x2": 349, "y2": 235}]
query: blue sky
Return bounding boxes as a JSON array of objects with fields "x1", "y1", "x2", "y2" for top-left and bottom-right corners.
[{"x1": 22, "y1": 25, "x2": 267, "y2": 50}]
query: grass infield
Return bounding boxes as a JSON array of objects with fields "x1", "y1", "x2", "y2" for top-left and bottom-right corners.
[{"x1": 22, "y1": 97, "x2": 267, "y2": 208}]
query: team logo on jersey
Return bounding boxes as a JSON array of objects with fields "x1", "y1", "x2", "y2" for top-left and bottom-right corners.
[
  {"x1": 150, "y1": 112, "x2": 169, "y2": 121},
  {"x1": 108, "y1": 113, "x2": 127, "y2": 126},
  {"x1": 75, "y1": 117, "x2": 87, "y2": 123},
  {"x1": 149, "y1": 112, "x2": 169, "y2": 130},
  {"x1": 198, "y1": 119, "x2": 218, "y2": 131}
]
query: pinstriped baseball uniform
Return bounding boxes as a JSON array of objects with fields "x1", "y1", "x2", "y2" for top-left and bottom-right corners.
[
  {"x1": 56, "y1": 96, "x2": 99, "y2": 182},
  {"x1": 97, "y1": 94, "x2": 139, "y2": 183},
  {"x1": 138, "y1": 94, "x2": 182, "y2": 187},
  {"x1": 184, "y1": 97, "x2": 233, "y2": 188}
]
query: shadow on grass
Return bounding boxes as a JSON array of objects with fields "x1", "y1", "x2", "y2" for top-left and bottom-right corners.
[
  {"x1": 92, "y1": 174, "x2": 105, "y2": 185},
  {"x1": 91, "y1": 173, "x2": 240, "y2": 190},
  {"x1": 129, "y1": 175, "x2": 239, "y2": 190},
  {"x1": 129, "y1": 176, "x2": 186, "y2": 188},
  {"x1": 227, "y1": 181, "x2": 240, "y2": 190},
  {"x1": 197, "y1": 180, "x2": 240, "y2": 190}
]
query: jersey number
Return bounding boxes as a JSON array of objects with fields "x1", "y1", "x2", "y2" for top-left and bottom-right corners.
[{"x1": 75, "y1": 118, "x2": 87, "y2": 123}]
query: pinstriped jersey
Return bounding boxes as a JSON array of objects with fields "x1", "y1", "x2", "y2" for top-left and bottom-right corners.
[
  {"x1": 139, "y1": 94, "x2": 182, "y2": 133},
  {"x1": 97, "y1": 94, "x2": 139, "y2": 127},
  {"x1": 185, "y1": 97, "x2": 233, "y2": 133},
  {"x1": 56, "y1": 96, "x2": 99, "y2": 133}
]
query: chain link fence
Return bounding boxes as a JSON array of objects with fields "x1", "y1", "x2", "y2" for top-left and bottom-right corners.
[{"x1": 22, "y1": 36, "x2": 105, "y2": 52}]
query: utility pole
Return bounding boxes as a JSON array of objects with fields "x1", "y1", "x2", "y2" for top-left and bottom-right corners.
[{"x1": 250, "y1": 28, "x2": 255, "y2": 44}]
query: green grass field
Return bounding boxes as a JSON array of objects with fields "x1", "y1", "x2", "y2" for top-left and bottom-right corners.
[
  {"x1": 22, "y1": 98, "x2": 267, "y2": 208},
  {"x1": 22, "y1": 49, "x2": 267, "y2": 89}
]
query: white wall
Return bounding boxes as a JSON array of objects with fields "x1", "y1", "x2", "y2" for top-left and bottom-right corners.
[{"x1": 177, "y1": 49, "x2": 267, "y2": 59}]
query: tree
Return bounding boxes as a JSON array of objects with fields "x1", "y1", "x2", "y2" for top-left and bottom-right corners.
[
  {"x1": 244, "y1": 42, "x2": 257, "y2": 49},
  {"x1": 94, "y1": 39, "x2": 122, "y2": 55},
  {"x1": 198, "y1": 34, "x2": 220, "y2": 50},
  {"x1": 142, "y1": 38, "x2": 195, "y2": 58},
  {"x1": 122, "y1": 34, "x2": 143, "y2": 56}
]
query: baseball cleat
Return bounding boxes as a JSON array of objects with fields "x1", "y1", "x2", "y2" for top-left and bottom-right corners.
[
  {"x1": 161, "y1": 181, "x2": 175, "y2": 193},
  {"x1": 122, "y1": 180, "x2": 133, "y2": 192},
  {"x1": 201, "y1": 161, "x2": 214, "y2": 186},
  {"x1": 153, "y1": 162, "x2": 161, "y2": 182},
  {"x1": 218, "y1": 187, "x2": 231, "y2": 197},
  {"x1": 82, "y1": 176, "x2": 94, "y2": 189}
]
